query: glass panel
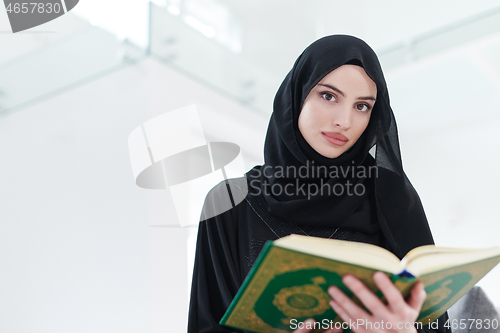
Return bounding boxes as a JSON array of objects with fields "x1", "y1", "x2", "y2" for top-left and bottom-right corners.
[
  {"x1": 150, "y1": 2, "x2": 283, "y2": 116},
  {"x1": 150, "y1": 1, "x2": 500, "y2": 116},
  {"x1": 0, "y1": 13, "x2": 145, "y2": 115},
  {"x1": 378, "y1": 7, "x2": 500, "y2": 70}
]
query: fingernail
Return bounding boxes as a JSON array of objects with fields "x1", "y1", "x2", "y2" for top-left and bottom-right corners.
[
  {"x1": 329, "y1": 286, "x2": 341, "y2": 298},
  {"x1": 342, "y1": 275, "x2": 354, "y2": 284}
]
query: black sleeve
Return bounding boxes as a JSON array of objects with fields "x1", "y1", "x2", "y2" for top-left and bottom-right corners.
[
  {"x1": 187, "y1": 184, "x2": 245, "y2": 333},
  {"x1": 417, "y1": 312, "x2": 451, "y2": 333}
]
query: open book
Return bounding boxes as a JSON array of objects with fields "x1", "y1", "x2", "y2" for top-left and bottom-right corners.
[{"x1": 220, "y1": 235, "x2": 500, "y2": 333}]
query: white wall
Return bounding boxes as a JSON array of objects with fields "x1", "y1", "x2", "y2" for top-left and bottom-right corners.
[
  {"x1": 144, "y1": 58, "x2": 268, "y2": 332},
  {"x1": 0, "y1": 59, "x2": 150, "y2": 333},
  {"x1": 0, "y1": 57, "x2": 268, "y2": 333}
]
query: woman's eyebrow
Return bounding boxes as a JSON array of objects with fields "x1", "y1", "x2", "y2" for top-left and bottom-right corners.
[
  {"x1": 357, "y1": 96, "x2": 376, "y2": 101},
  {"x1": 318, "y1": 83, "x2": 376, "y2": 101},
  {"x1": 317, "y1": 84, "x2": 345, "y2": 97}
]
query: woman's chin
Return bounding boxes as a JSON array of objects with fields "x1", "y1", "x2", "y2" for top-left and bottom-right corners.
[
  {"x1": 319, "y1": 149, "x2": 344, "y2": 159},
  {"x1": 313, "y1": 144, "x2": 346, "y2": 158}
]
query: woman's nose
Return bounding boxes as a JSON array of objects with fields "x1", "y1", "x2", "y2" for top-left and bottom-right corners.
[{"x1": 333, "y1": 106, "x2": 351, "y2": 129}]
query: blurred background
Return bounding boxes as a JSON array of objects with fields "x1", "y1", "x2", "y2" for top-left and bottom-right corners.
[{"x1": 1, "y1": 0, "x2": 500, "y2": 332}]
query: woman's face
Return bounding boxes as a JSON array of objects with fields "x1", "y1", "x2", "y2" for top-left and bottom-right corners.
[{"x1": 298, "y1": 64, "x2": 377, "y2": 159}]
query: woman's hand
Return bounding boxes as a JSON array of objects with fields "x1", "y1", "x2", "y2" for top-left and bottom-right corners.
[{"x1": 328, "y1": 271, "x2": 426, "y2": 333}]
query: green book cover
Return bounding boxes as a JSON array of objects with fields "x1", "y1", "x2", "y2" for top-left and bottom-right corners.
[{"x1": 220, "y1": 235, "x2": 500, "y2": 333}]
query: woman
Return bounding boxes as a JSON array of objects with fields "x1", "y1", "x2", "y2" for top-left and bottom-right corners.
[{"x1": 188, "y1": 35, "x2": 450, "y2": 333}]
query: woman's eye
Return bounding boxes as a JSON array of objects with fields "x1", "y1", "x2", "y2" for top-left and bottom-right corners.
[
  {"x1": 320, "y1": 92, "x2": 336, "y2": 101},
  {"x1": 356, "y1": 104, "x2": 370, "y2": 112}
]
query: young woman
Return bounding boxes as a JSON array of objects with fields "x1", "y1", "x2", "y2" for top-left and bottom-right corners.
[{"x1": 188, "y1": 35, "x2": 450, "y2": 333}]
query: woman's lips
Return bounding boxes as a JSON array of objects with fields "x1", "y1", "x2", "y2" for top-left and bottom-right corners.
[{"x1": 322, "y1": 132, "x2": 348, "y2": 146}]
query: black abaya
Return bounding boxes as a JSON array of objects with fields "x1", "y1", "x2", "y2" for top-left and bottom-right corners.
[{"x1": 187, "y1": 175, "x2": 450, "y2": 333}]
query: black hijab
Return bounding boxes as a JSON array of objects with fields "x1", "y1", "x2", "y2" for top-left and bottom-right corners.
[{"x1": 247, "y1": 35, "x2": 434, "y2": 259}]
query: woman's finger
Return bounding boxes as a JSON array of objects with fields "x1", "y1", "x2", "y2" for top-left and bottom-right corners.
[
  {"x1": 407, "y1": 281, "x2": 427, "y2": 311},
  {"x1": 329, "y1": 298, "x2": 354, "y2": 325},
  {"x1": 339, "y1": 274, "x2": 390, "y2": 318},
  {"x1": 330, "y1": 299, "x2": 373, "y2": 333},
  {"x1": 328, "y1": 284, "x2": 372, "y2": 322},
  {"x1": 372, "y1": 271, "x2": 407, "y2": 310}
]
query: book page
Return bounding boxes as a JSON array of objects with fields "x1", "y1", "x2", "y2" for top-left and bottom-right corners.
[
  {"x1": 405, "y1": 246, "x2": 500, "y2": 276},
  {"x1": 275, "y1": 234, "x2": 403, "y2": 274}
]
